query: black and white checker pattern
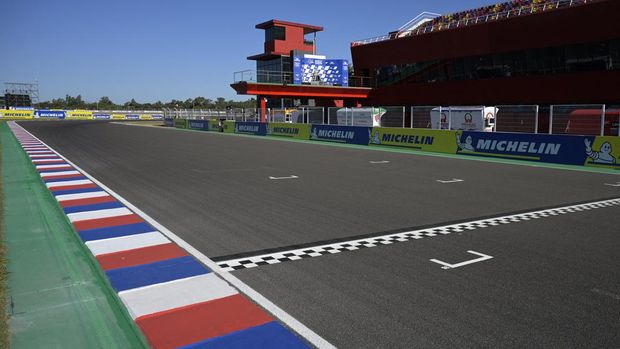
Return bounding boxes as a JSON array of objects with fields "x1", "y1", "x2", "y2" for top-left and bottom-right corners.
[{"x1": 217, "y1": 198, "x2": 620, "y2": 272}]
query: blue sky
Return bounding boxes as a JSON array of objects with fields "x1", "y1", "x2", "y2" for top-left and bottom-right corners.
[{"x1": 1, "y1": 0, "x2": 499, "y2": 103}]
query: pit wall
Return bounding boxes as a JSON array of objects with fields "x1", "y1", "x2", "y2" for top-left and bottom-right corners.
[
  {"x1": 164, "y1": 120, "x2": 620, "y2": 170},
  {"x1": 0, "y1": 109, "x2": 163, "y2": 120}
]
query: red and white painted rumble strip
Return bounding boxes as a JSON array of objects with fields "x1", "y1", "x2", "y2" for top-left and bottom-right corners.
[
  {"x1": 86, "y1": 232, "x2": 168, "y2": 255},
  {"x1": 119, "y1": 274, "x2": 238, "y2": 319},
  {"x1": 9, "y1": 122, "x2": 333, "y2": 349}
]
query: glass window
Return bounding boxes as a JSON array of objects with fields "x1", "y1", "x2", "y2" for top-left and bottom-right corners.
[{"x1": 265, "y1": 26, "x2": 286, "y2": 41}]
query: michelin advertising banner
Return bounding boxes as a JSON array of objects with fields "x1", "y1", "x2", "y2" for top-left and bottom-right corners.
[
  {"x1": 188, "y1": 120, "x2": 209, "y2": 131},
  {"x1": 370, "y1": 127, "x2": 457, "y2": 153},
  {"x1": 267, "y1": 123, "x2": 310, "y2": 140},
  {"x1": 455, "y1": 131, "x2": 594, "y2": 166},
  {"x1": 234, "y1": 122, "x2": 267, "y2": 136},
  {"x1": 93, "y1": 113, "x2": 111, "y2": 120},
  {"x1": 35, "y1": 110, "x2": 66, "y2": 119},
  {"x1": 310, "y1": 125, "x2": 371, "y2": 145},
  {"x1": 174, "y1": 119, "x2": 188, "y2": 129},
  {"x1": 67, "y1": 110, "x2": 93, "y2": 119},
  {"x1": 584, "y1": 136, "x2": 620, "y2": 169},
  {"x1": 125, "y1": 114, "x2": 140, "y2": 120},
  {"x1": 0, "y1": 110, "x2": 34, "y2": 119}
]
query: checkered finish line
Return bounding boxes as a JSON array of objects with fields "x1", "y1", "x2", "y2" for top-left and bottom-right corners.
[{"x1": 218, "y1": 198, "x2": 620, "y2": 272}]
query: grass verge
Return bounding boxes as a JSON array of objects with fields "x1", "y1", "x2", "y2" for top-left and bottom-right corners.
[{"x1": 0, "y1": 121, "x2": 9, "y2": 349}]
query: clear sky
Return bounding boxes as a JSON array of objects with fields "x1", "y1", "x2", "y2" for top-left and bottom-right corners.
[{"x1": 1, "y1": 0, "x2": 499, "y2": 103}]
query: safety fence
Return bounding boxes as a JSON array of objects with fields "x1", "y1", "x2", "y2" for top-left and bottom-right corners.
[
  {"x1": 165, "y1": 105, "x2": 620, "y2": 137},
  {"x1": 0, "y1": 109, "x2": 164, "y2": 120},
  {"x1": 165, "y1": 119, "x2": 620, "y2": 170}
]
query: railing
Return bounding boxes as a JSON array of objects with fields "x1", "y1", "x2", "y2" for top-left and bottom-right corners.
[
  {"x1": 164, "y1": 105, "x2": 620, "y2": 137},
  {"x1": 351, "y1": 0, "x2": 600, "y2": 46},
  {"x1": 233, "y1": 70, "x2": 376, "y2": 88}
]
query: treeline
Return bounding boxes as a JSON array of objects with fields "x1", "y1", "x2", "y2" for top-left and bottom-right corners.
[{"x1": 37, "y1": 95, "x2": 257, "y2": 110}]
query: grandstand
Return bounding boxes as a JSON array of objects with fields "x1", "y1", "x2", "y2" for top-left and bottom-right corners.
[
  {"x1": 353, "y1": 0, "x2": 604, "y2": 46},
  {"x1": 350, "y1": 0, "x2": 619, "y2": 106},
  {"x1": 4, "y1": 82, "x2": 38, "y2": 109}
]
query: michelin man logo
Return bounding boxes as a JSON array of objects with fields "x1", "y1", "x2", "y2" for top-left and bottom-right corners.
[
  {"x1": 370, "y1": 130, "x2": 381, "y2": 145},
  {"x1": 234, "y1": 123, "x2": 239, "y2": 133},
  {"x1": 310, "y1": 127, "x2": 318, "y2": 140},
  {"x1": 585, "y1": 139, "x2": 616, "y2": 164},
  {"x1": 456, "y1": 133, "x2": 475, "y2": 152}
]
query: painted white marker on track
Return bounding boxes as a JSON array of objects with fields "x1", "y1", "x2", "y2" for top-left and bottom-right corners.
[
  {"x1": 369, "y1": 160, "x2": 390, "y2": 164},
  {"x1": 604, "y1": 182, "x2": 620, "y2": 187},
  {"x1": 430, "y1": 250, "x2": 493, "y2": 270},
  {"x1": 436, "y1": 178, "x2": 464, "y2": 183},
  {"x1": 269, "y1": 175, "x2": 299, "y2": 180}
]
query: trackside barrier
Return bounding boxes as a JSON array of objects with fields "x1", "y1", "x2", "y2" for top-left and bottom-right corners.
[
  {"x1": 164, "y1": 118, "x2": 174, "y2": 127},
  {"x1": 35, "y1": 110, "x2": 66, "y2": 119},
  {"x1": 161, "y1": 120, "x2": 620, "y2": 170},
  {"x1": 234, "y1": 122, "x2": 267, "y2": 136},
  {"x1": 188, "y1": 119, "x2": 209, "y2": 131},
  {"x1": 174, "y1": 119, "x2": 188, "y2": 129},
  {"x1": 0, "y1": 110, "x2": 34, "y2": 119},
  {"x1": 267, "y1": 123, "x2": 311, "y2": 139}
]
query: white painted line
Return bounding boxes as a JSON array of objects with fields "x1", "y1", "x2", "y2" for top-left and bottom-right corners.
[
  {"x1": 430, "y1": 250, "x2": 493, "y2": 270},
  {"x1": 32, "y1": 158, "x2": 64, "y2": 163},
  {"x1": 40, "y1": 170, "x2": 82, "y2": 178},
  {"x1": 36, "y1": 164, "x2": 72, "y2": 170},
  {"x1": 23, "y1": 147, "x2": 49, "y2": 151},
  {"x1": 604, "y1": 182, "x2": 620, "y2": 187},
  {"x1": 86, "y1": 231, "x2": 168, "y2": 256},
  {"x1": 27, "y1": 151, "x2": 55, "y2": 154},
  {"x1": 46, "y1": 179, "x2": 93, "y2": 188},
  {"x1": 436, "y1": 178, "x2": 464, "y2": 183},
  {"x1": 269, "y1": 175, "x2": 299, "y2": 180},
  {"x1": 369, "y1": 160, "x2": 390, "y2": 164},
  {"x1": 67, "y1": 207, "x2": 133, "y2": 222},
  {"x1": 119, "y1": 273, "x2": 238, "y2": 319},
  {"x1": 55, "y1": 191, "x2": 110, "y2": 202},
  {"x1": 30, "y1": 154, "x2": 61, "y2": 158},
  {"x1": 11, "y1": 123, "x2": 335, "y2": 349}
]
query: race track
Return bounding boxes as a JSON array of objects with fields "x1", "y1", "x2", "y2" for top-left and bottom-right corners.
[{"x1": 20, "y1": 121, "x2": 620, "y2": 348}]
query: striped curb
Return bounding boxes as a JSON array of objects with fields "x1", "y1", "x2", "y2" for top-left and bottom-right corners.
[
  {"x1": 217, "y1": 199, "x2": 620, "y2": 271},
  {"x1": 7, "y1": 122, "x2": 314, "y2": 349}
]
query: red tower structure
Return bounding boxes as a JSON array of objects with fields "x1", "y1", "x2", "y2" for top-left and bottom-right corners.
[{"x1": 231, "y1": 20, "x2": 372, "y2": 121}]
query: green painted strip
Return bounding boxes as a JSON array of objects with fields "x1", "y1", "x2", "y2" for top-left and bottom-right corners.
[
  {"x1": 1, "y1": 122, "x2": 147, "y2": 349},
  {"x1": 157, "y1": 123, "x2": 620, "y2": 175}
]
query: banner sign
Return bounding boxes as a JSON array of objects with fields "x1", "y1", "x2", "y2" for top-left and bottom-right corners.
[
  {"x1": 93, "y1": 113, "x2": 111, "y2": 120},
  {"x1": 151, "y1": 114, "x2": 163, "y2": 120},
  {"x1": 267, "y1": 123, "x2": 310, "y2": 139},
  {"x1": 139, "y1": 114, "x2": 153, "y2": 120},
  {"x1": 234, "y1": 122, "x2": 267, "y2": 136},
  {"x1": 293, "y1": 56, "x2": 349, "y2": 86},
  {"x1": 188, "y1": 120, "x2": 209, "y2": 131},
  {"x1": 125, "y1": 114, "x2": 140, "y2": 120},
  {"x1": 584, "y1": 136, "x2": 620, "y2": 169},
  {"x1": 224, "y1": 121, "x2": 235, "y2": 133},
  {"x1": 370, "y1": 127, "x2": 457, "y2": 153},
  {"x1": 174, "y1": 119, "x2": 188, "y2": 129},
  {"x1": 67, "y1": 110, "x2": 93, "y2": 119},
  {"x1": 456, "y1": 131, "x2": 594, "y2": 165},
  {"x1": 112, "y1": 114, "x2": 125, "y2": 120},
  {"x1": 0, "y1": 110, "x2": 34, "y2": 119},
  {"x1": 164, "y1": 118, "x2": 174, "y2": 127},
  {"x1": 310, "y1": 125, "x2": 371, "y2": 145},
  {"x1": 36, "y1": 110, "x2": 66, "y2": 119}
]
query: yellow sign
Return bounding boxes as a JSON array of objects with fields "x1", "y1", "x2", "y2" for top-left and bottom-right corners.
[
  {"x1": 0, "y1": 110, "x2": 34, "y2": 119},
  {"x1": 584, "y1": 136, "x2": 620, "y2": 170},
  {"x1": 112, "y1": 114, "x2": 126, "y2": 120},
  {"x1": 140, "y1": 114, "x2": 153, "y2": 120},
  {"x1": 67, "y1": 110, "x2": 93, "y2": 119},
  {"x1": 370, "y1": 127, "x2": 458, "y2": 153}
]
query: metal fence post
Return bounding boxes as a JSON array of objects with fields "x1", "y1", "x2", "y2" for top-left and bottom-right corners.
[
  {"x1": 600, "y1": 104, "x2": 606, "y2": 136},
  {"x1": 448, "y1": 107, "x2": 452, "y2": 130},
  {"x1": 549, "y1": 105, "x2": 554, "y2": 134},
  {"x1": 402, "y1": 107, "x2": 405, "y2": 128},
  {"x1": 534, "y1": 105, "x2": 539, "y2": 134},
  {"x1": 410, "y1": 106, "x2": 413, "y2": 129}
]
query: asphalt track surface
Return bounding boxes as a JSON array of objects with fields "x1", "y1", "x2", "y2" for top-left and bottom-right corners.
[{"x1": 20, "y1": 121, "x2": 620, "y2": 348}]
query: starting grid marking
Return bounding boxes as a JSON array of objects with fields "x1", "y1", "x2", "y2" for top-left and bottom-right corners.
[{"x1": 217, "y1": 198, "x2": 620, "y2": 272}]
